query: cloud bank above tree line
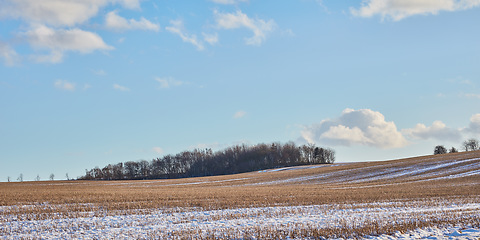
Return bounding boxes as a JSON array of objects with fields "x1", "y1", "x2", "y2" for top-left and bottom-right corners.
[{"x1": 301, "y1": 108, "x2": 480, "y2": 149}]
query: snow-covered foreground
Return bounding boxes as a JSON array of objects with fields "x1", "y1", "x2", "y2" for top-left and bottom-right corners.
[
  {"x1": 370, "y1": 226, "x2": 480, "y2": 240},
  {"x1": 1, "y1": 199, "x2": 479, "y2": 239}
]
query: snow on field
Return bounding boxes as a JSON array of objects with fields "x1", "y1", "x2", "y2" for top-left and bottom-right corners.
[
  {"x1": 1, "y1": 200, "x2": 479, "y2": 239},
  {"x1": 250, "y1": 157, "x2": 480, "y2": 186},
  {"x1": 367, "y1": 226, "x2": 480, "y2": 240}
]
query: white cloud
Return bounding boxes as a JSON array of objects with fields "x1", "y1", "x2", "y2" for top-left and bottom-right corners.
[
  {"x1": 113, "y1": 84, "x2": 130, "y2": 91},
  {"x1": 465, "y1": 114, "x2": 480, "y2": 134},
  {"x1": 0, "y1": 0, "x2": 108, "y2": 27},
  {"x1": 301, "y1": 108, "x2": 408, "y2": 149},
  {"x1": 31, "y1": 50, "x2": 64, "y2": 63},
  {"x1": 166, "y1": 20, "x2": 204, "y2": 51},
  {"x1": 462, "y1": 93, "x2": 480, "y2": 99},
  {"x1": 105, "y1": 11, "x2": 160, "y2": 32},
  {"x1": 402, "y1": 120, "x2": 462, "y2": 142},
  {"x1": 23, "y1": 25, "x2": 113, "y2": 63},
  {"x1": 233, "y1": 110, "x2": 247, "y2": 119},
  {"x1": 351, "y1": 0, "x2": 480, "y2": 21},
  {"x1": 116, "y1": 0, "x2": 142, "y2": 10},
  {"x1": 152, "y1": 147, "x2": 164, "y2": 154},
  {"x1": 93, "y1": 69, "x2": 107, "y2": 76},
  {"x1": 0, "y1": 0, "x2": 141, "y2": 27},
  {"x1": 155, "y1": 77, "x2": 184, "y2": 89},
  {"x1": 54, "y1": 79, "x2": 75, "y2": 91},
  {"x1": 0, "y1": 0, "x2": 143, "y2": 63},
  {"x1": 203, "y1": 32, "x2": 219, "y2": 45},
  {"x1": 210, "y1": 0, "x2": 248, "y2": 4},
  {"x1": 0, "y1": 42, "x2": 20, "y2": 66},
  {"x1": 215, "y1": 10, "x2": 276, "y2": 46}
]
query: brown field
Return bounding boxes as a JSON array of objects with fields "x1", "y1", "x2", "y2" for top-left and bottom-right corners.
[{"x1": 1, "y1": 151, "x2": 479, "y2": 239}]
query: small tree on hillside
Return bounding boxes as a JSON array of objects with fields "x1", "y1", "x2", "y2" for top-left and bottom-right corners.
[
  {"x1": 463, "y1": 138, "x2": 479, "y2": 151},
  {"x1": 434, "y1": 145, "x2": 447, "y2": 155},
  {"x1": 449, "y1": 147, "x2": 458, "y2": 153},
  {"x1": 49, "y1": 173, "x2": 55, "y2": 181}
]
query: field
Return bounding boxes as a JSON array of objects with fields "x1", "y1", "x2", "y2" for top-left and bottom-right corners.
[{"x1": 1, "y1": 151, "x2": 480, "y2": 239}]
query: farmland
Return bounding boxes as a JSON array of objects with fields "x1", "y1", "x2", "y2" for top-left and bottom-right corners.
[{"x1": 1, "y1": 151, "x2": 480, "y2": 239}]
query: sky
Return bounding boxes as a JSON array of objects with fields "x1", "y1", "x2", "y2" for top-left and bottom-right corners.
[{"x1": 1, "y1": 0, "x2": 480, "y2": 181}]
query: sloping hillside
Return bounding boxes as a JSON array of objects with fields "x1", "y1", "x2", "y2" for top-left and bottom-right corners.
[
  {"x1": 100, "y1": 150, "x2": 478, "y2": 189},
  {"x1": 247, "y1": 150, "x2": 480, "y2": 186},
  {"x1": 1, "y1": 151, "x2": 479, "y2": 239}
]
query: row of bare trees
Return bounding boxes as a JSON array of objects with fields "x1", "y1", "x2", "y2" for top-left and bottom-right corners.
[
  {"x1": 8, "y1": 173, "x2": 70, "y2": 182},
  {"x1": 434, "y1": 138, "x2": 479, "y2": 155},
  {"x1": 80, "y1": 142, "x2": 335, "y2": 181}
]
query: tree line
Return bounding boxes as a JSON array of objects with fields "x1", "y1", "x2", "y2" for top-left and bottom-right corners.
[
  {"x1": 79, "y1": 142, "x2": 335, "y2": 181},
  {"x1": 434, "y1": 138, "x2": 479, "y2": 155}
]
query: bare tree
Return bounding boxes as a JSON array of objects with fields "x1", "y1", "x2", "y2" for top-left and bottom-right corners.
[
  {"x1": 7, "y1": 176, "x2": 11, "y2": 182},
  {"x1": 17, "y1": 173, "x2": 23, "y2": 182},
  {"x1": 49, "y1": 173, "x2": 55, "y2": 181},
  {"x1": 35, "y1": 174, "x2": 40, "y2": 181},
  {"x1": 65, "y1": 173, "x2": 70, "y2": 180},
  {"x1": 463, "y1": 138, "x2": 479, "y2": 151},
  {"x1": 434, "y1": 145, "x2": 447, "y2": 155}
]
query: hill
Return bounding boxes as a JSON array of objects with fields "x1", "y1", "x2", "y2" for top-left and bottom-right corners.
[{"x1": 1, "y1": 151, "x2": 479, "y2": 239}]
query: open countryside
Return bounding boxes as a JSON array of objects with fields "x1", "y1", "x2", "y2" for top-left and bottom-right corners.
[
  {"x1": 1, "y1": 150, "x2": 479, "y2": 239},
  {"x1": 2, "y1": 1, "x2": 480, "y2": 239}
]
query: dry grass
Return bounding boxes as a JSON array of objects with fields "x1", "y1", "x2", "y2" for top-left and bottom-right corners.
[{"x1": 1, "y1": 151, "x2": 479, "y2": 238}]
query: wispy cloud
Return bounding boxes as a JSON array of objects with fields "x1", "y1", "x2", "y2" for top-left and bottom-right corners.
[
  {"x1": 166, "y1": 20, "x2": 204, "y2": 51},
  {"x1": 233, "y1": 110, "x2": 247, "y2": 119},
  {"x1": 155, "y1": 77, "x2": 184, "y2": 89},
  {"x1": 113, "y1": 84, "x2": 130, "y2": 91},
  {"x1": 462, "y1": 93, "x2": 480, "y2": 99},
  {"x1": 54, "y1": 79, "x2": 76, "y2": 91},
  {"x1": 23, "y1": 25, "x2": 113, "y2": 63},
  {"x1": 215, "y1": 10, "x2": 276, "y2": 46},
  {"x1": 210, "y1": 0, "x2": 248, "y2": 4},
  {"x1": 152, "y1": 147, "x2": 164, "y2": 154},
  {"x1": 0, "y1": 41, "x2": 20, "y2": 66},
  {"x1": 105, "y1": 11, "x2": 160, "y2": 32},
  {"x1": 351, "y1": 0, "x2": 480, "y2": 21},
  {"x1": 203, "y1": 32, "x2": 219, "y2": 45},
  {"x1": 92, "y1": 69, "x2": 107, "y2": 76}
]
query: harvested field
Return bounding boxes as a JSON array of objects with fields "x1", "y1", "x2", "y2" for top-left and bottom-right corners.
[{"x1": 1, "y1": 151, "x2": 479, "y2": 239}]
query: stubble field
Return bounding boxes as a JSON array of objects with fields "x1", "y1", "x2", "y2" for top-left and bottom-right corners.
[{"x1": 1, "y1": 151, "x2": 480, "y2": 239}]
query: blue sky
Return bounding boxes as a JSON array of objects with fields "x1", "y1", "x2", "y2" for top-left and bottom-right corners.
[{"x1": 1, "y1": 0, "x2": 480, "y2": 181}]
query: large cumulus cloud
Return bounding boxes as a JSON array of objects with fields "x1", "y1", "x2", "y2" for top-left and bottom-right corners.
[{"x1": 301, "y1": 108, "x2": 408, "y2": 149}]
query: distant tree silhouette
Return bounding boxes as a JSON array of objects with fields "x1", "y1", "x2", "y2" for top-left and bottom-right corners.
[
  {"x1": 49, "y1": 173, "x2": 55, "y2": 181},
  {"x1": 80, "y1": 142, "x2": 336, "y2": 181},
  {"x1": 449, "y1": 147, "x2": 458, "y2": 153},
  {"x1": 17, "y1": 173, "x2": 23, "y2": 182}
]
